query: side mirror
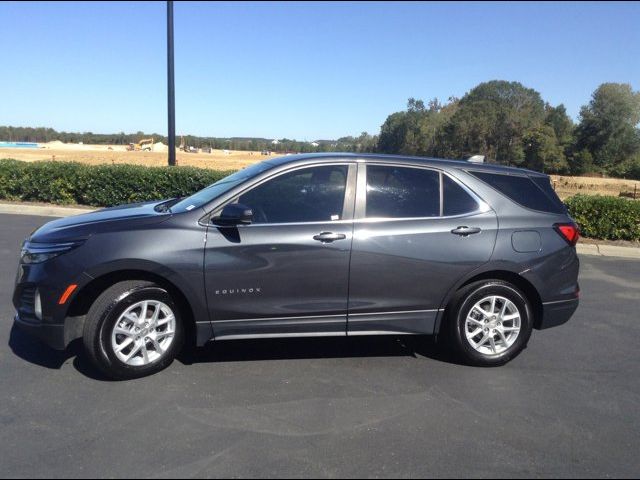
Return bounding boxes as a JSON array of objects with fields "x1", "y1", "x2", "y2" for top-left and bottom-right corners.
[{"x1": 212, "y1": 203, "x2": 253, "y2": 227}]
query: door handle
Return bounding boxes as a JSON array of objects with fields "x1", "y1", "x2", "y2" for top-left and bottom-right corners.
[
  {"x1": 313, "y1": 232, "x2": 347, "y2": 243},
  {"x1": 451, "y1": 226, "x2": 482, "y2": 236}
]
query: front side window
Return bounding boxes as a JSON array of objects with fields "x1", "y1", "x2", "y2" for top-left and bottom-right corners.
[
  {"x1": 171, "y1": 161, "x2": 273, "y2": 213},
  {"x1": 366, "y1": 165, "x2": 440, "y2": 218},
  {"x1": 238, "y1": 165, "x2": 348, "y2": 224}
]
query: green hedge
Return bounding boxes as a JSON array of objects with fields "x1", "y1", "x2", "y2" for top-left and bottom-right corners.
[
  {"x1": 1, "y1": 160, "x2": 638, "y2": 241},
  {"x1": 0, "y1": 159, "x2": 234, "y2": 207},
  {"x1": 566, "y1": 194, "x2": 640, "y2": 241}
]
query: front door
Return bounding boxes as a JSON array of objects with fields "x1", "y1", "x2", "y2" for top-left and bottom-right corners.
[
  {"x1": 204, "y1": 163, "x2": 356, "y2": 339},
  {"x1": 348, "y1": 163, "x2": 498, "y2": 335}
]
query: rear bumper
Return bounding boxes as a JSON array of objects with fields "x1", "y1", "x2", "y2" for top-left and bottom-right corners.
[
  {"x1": 538, "y1": 298, "x2": 579, "y2": 330},
  {"x1": 13, "y1": 313, "x2": 66, "y2": 350}
]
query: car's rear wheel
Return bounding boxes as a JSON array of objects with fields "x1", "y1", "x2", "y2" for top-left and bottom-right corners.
[
  {"x1": 448, "y1": 280, "x2": 533, "y2": 366},
  {"x1": 83, "y1": 280, "x2": 184, "y2": 380}
]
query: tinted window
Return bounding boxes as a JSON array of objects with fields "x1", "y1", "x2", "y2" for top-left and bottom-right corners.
[
  {"x1": 172, "y1": 161, "x2": 273, "y2": 213},
  {"x1": 469, "y1": 171, "x2": 566, "y2": 214},
  {"x1": 238, "y1": 165, "x2": 348, "y2": 224},
  {"x1": 531, "y1": 176, "x2": 567, "y2": 214},
  {"x1": 366, "y1": 165, "x2": 440, "y2": 218},
  {"x1": 443, "y1": 175, "x2": 479, "y2": 216}
]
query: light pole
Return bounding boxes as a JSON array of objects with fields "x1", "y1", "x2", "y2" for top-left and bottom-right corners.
[{"x1": 167, "y1": 0, "x2": 176, "y2": 166}]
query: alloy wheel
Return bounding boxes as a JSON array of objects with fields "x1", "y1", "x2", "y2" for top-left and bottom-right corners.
[
  {"x1": 110, "y1": 300, "x2": 176, "y2": 366},
  {"x1": 464, "y1": 295, "x2": 521, "y2": 356}
]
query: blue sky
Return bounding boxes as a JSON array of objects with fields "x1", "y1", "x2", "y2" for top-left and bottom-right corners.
[{"x1": 1, "y1": 1, "x2": 639, "y2": 140}]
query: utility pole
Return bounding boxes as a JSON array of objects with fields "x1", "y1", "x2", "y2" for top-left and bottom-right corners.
[{"x1": 167, "y1": 0, "x2": 176, "y2": 166}]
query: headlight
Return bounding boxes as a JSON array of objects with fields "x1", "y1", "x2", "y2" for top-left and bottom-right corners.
[{"x1": 20, "y1": 241, "x2": 84, "y2": 264}]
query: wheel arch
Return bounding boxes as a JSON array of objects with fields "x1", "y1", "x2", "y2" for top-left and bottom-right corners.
[
  {"x1": 436, "y1": 269, "x2": 544, "y2": 333},
  {"x1": 67, "y1": 269, "x2": 199, "y2": 347}
]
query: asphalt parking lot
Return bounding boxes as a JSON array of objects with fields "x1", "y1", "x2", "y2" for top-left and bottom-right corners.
[{"x1": 1, "y1": 214, "x2": 639, "y2": 478}]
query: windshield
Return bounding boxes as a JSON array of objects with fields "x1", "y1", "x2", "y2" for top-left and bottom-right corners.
[{"x1": 170, "y1": 161, "x2": 273, "y2": 213}]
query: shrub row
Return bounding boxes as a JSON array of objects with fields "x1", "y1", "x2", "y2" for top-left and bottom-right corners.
[
  {"x1": 0, "y1": 159, "x2": 234, "y2": 207},
  {"x1": 565, "y1": 194, "x2": 640, "y2": 241},
  {"x1": 1, "y1": 159, "x2": 638, "y2": 241}
]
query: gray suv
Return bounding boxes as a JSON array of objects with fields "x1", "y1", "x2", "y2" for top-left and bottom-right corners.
[{"x1": 13, "y1": 154, "x2": 580, "y2": 379}]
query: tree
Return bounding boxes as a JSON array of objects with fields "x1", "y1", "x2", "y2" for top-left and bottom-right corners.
[
  {"x1": 442, "y1": 80, "x2": 547, "y2": 165},
  {"x1": 567, "y1": 149, "x2": 595, "y2": 176},
  {"x1": 377, "y1": 97, "x2": 457, "y2": 157},
  {"x1": 522, "y1": 125, "x2": 568, "y2": 173},
  {"x1": 377, "y1": 82, "x2": 573, "y2": 168},
  {"x1": 407, "y1": 98, "x2": 426, "y2": 113},
  {"x1": 377, "y1": 111, "x2": 410, "y2": 154},
  {"x1": 544, "y1": 104, "x2": 574, "y2": 146},
  {"x1": 574, "y1": 83, "x2": 640, "y2": 171}
]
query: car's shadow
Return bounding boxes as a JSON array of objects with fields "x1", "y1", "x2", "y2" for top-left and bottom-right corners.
[
  {"x1": 182, "y1": 335, "x2": 458, "y2": 364},
  {"x1": 9, "y1": 324, "x2": 463, "y2": 381},
  {"x1": 8, "y1": 325, "x2": 109, "y2": 380},
  {"x1": 9, "y1": 324, "x2": 81, "y2": 370}
]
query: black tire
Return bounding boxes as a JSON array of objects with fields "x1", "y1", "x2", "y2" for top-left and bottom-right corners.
[
  {"x1": 82, "y1": 280, "x2": 184, "y2": 380},
  {"x1": 447, "y1": 280, "x2": 533, "y2": 367}
]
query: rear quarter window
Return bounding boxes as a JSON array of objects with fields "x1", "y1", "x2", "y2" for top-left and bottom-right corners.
[
  {"x1": 443, "y1": 175, "x2": 479, "y2": 216},
  {"x1": 468, "y1": 171, "x2": 566, "y2": 214}
]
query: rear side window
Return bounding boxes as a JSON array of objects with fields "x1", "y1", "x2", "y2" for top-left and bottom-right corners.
[
  {"x1": 443, "y1": 175, "x2": 479, "y2": 216},
  {"x1": 469, "y1": 171, "x2": 566, "y2": 214},
  {"x1": 366, "y1": 165, "x2": 440, "y2": 218}
]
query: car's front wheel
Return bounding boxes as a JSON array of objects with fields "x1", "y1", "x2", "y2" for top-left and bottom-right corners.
[
  {"x1": 448, "y1": 280, "x2": 533, "y2": 366},
  {"x1": 83, "y1": 280, "x2": 184, "y2": 380}
]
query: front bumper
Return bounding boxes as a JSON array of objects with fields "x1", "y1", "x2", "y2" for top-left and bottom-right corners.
[
  {"x1": 13, "y1": 313, "x2": 66, "y2": 350},
  {"x1": 13, "y1": 254, "x2": 92, "y2": 350}
]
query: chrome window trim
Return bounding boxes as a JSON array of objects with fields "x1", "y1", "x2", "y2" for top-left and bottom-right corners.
[
  {"x1": 200, "y1": 160, "x2": 492, "y2": 227},
  {"x1": 352, "y1": 210, "x2": 490, "y2": 224},
  {"x1": 358, "y1": 162, "x2": 491, "y2": 221},
  {"x1": 210, "y1": 206, "x2": 491, "y2": 228},
  {"x1": 439, "y1": 172, "x2": 445, "y2": 217},
  {"x1": 200, "y1": 161, "x2": 355, "y2": 226},
  {"x1": 442, "y1": 170, "x2": 491, "y2": 215},
  {"x1": 204, "y1": 205, "x2": 490, "y2": 230},
  {"x1": 234, "y1": 219, "x2": 354, "y2": 228}
]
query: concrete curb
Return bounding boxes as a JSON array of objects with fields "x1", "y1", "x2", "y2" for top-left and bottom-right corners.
[
  {"x1": 1, "y1": 201, "x2": 639, "y2": 259},
  {"x1": 0, "y1": 202, "x2": 96, "y2": 218},
  {"x1": 577, "y1": 243, "x2": 640, "y2": 259}
]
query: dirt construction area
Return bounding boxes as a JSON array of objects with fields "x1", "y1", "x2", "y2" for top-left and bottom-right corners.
[
  {"x1": 1, "y1": 142, "x2": 639, "y2": 199},
  {"x1": 0, "y1": 142, "x2": 265, "y2": 172},
  {"x1": 550, "y1": 174, "x2": 639, "y2": 200}
]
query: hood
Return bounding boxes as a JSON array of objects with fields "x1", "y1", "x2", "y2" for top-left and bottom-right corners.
[{"x1": 29, "y1": 200, "x2": 172, "y2": 243}]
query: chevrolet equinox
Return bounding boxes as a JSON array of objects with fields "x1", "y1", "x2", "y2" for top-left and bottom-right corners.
[{"x1": 13, "y1": 154, "x2": 580, "y2": 379}]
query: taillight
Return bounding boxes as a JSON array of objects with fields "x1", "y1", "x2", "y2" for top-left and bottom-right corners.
[{"x1": 554, "y1": 223, "x2": 580, "y2": 246}]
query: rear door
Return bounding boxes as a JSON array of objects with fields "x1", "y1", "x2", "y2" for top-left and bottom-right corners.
[{"x1": 347, "y1": 163, "x2": 498, "y2": 335}]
